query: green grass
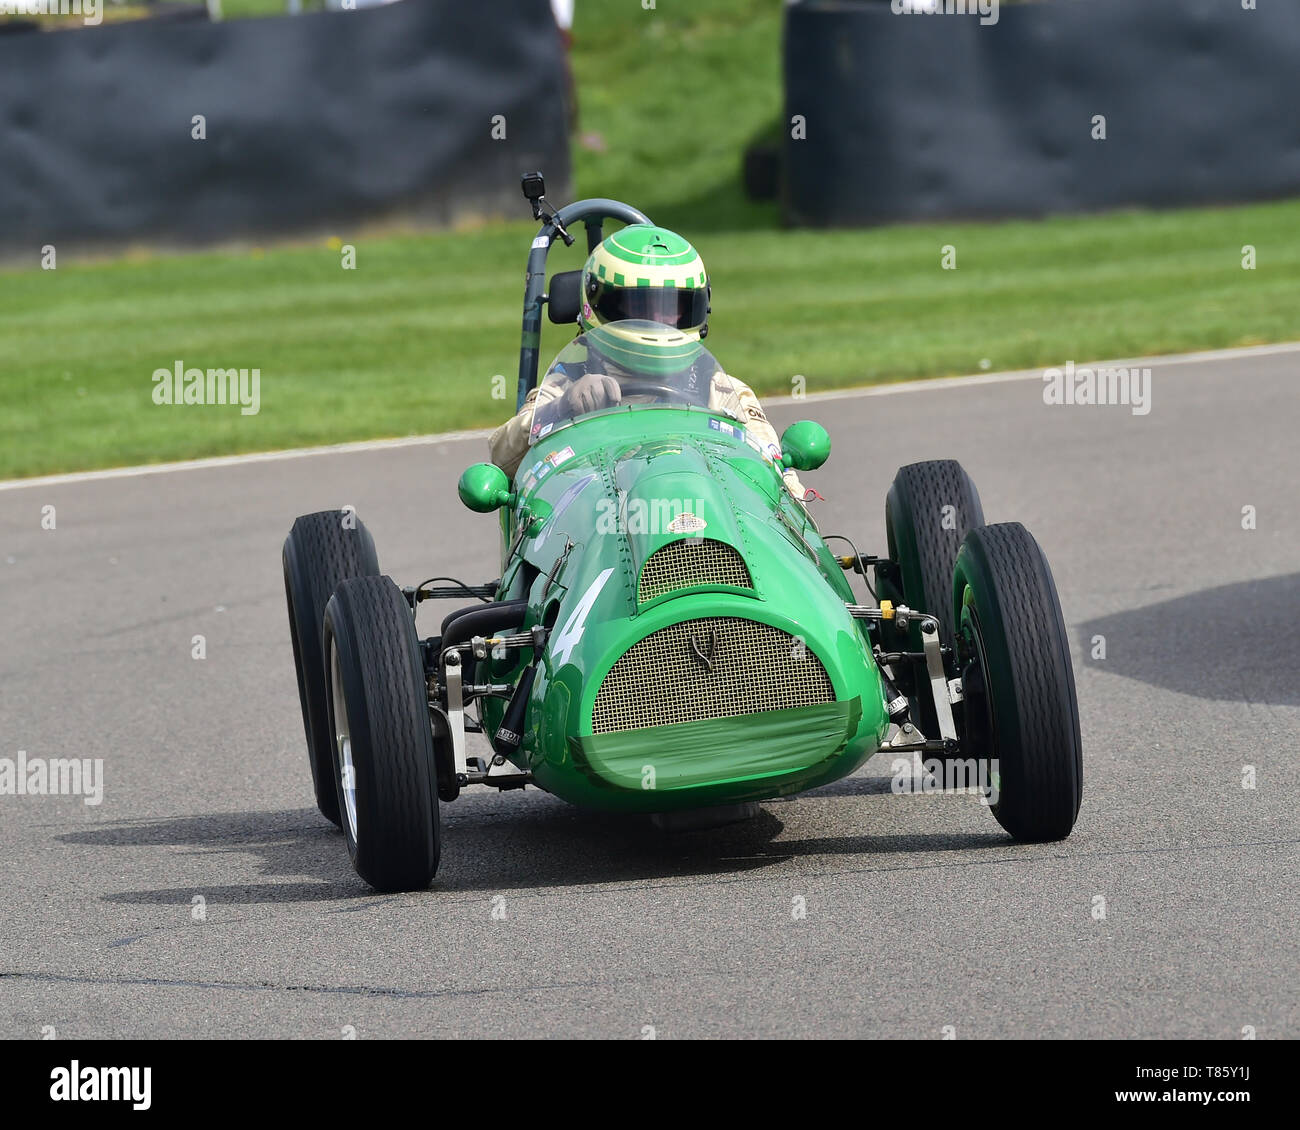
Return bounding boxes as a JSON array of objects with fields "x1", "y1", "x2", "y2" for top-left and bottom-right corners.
[
  {"x1": 2, "y1": 0, "x2": 1297, "y2": 479},
  {"x1": 5, "y1": 199, "x2": 1297, "y2": 479},
  {"x1": 568, "y1": 0, "x2": 783, "y2": 232}
]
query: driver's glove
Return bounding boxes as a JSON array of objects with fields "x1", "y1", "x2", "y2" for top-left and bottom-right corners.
[{"x1": 562, "y1": 373, "x2": 621, "y2": 415}]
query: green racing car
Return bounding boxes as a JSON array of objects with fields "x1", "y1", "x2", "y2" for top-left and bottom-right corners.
[{"x1": 282, "y1": 177, "x2": 1083, "y2": 891}]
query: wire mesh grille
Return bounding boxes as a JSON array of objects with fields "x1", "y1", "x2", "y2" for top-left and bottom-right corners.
[
  {"x1": 637, "y1": 538, "x2": 752, "y2": 603},
  {"x1": 591, "y1": 616, "x2": 835, "y2": 734}
]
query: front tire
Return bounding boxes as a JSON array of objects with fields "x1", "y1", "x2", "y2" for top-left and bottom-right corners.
[
  {"x1": 876, "y1": 460, "x2": 985, "y2": 736},
  {"x1": 323, "y1": 575, "x2": 441, "y2": 891},
  {"x1": 952, "y1": 523, "x2": 1082, "y2": 842},
  {"x1": 283, "y1": 511, "x2": 380, "y2": 826}
]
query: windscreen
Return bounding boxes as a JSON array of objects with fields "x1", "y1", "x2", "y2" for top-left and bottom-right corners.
[{"x1": 528, "y1": 319, "x2": 724, "y2": 444}]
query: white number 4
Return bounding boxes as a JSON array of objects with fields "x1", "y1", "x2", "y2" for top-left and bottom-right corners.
[{"x1": 550, "y1": 568, "x2": 615, "y2": 666}]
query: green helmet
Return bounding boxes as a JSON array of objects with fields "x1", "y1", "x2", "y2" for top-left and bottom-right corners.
[{"x1": 580, "y1": 225, "x2": 709, "y2": 337}]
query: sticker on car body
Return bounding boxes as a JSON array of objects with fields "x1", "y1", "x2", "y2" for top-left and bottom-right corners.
[{"x1": 667, "y1": 512, "x2": 707, "y2": 534}]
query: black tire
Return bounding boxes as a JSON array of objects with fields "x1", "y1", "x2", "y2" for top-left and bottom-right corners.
[
  {"x1": 323, "y1": 575, "x2": 441, "y2": 891},
  {"x1": 952, "y1": 523, "x2": 1082, "y2": 842},
  {"x1": 283, "y1": 510, "x2": 380, "y2": 826},
  {"x1": 875, "y1": 460, "x2": 985, "y2": 736}
]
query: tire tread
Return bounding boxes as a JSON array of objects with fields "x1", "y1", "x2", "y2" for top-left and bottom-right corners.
[{"x1": 956, "y1": 522, "x2": 1082, "y2": 841}]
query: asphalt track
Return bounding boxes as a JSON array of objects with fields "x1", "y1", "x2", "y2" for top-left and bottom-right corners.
[{"x1": 1, "y1": 346, "x2": 1297, "y2": 1039}]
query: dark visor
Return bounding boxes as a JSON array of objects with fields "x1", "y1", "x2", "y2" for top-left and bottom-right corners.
[{"x1": 588, "y1": 281, "x2": 708, "y2": 330}]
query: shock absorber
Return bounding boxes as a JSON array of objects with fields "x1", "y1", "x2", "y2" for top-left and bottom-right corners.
[
  {"x1": 874, "y1": 650, "x2": 912, "y2": 723},
  {"x1": 494, "y1": 625, "x2": 547, "y2": 755}
]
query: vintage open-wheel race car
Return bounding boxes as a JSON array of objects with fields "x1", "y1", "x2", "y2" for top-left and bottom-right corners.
[{"x1": 282, "y1": 176, "x2": 1082, "y2": 891}]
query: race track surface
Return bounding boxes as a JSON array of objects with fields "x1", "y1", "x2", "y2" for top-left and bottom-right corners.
[{"x1": 2, "y1": 348, "x2": 1297, "y2": 1039}]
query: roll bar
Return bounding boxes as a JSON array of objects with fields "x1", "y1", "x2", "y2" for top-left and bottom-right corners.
[{"x1": 516, "y1": 198, "x2": 652, "y2": 411}]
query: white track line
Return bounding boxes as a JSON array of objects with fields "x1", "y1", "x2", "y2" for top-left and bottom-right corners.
[
  {"x1": 3, "y1": 340, "x2": 1296, "y2": 493},
  {"x1": 0, "y1": 430, "x2": 494, "y2": 493},
  {"x1": 764, "y1": 340, "x2": 1300, "y2": 407}
]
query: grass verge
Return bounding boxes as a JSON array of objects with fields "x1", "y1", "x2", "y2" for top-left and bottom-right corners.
[{"x1": 2, "y1": 0, "x2": 1296, "y2": 478}]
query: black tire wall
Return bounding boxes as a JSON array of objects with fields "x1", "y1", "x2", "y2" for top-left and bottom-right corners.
[
  {"x1": 784, "y1": 0, "x2": 1300, "y2": 226},
  {"x1": 0, "y1": 0, "x2": 571, "y2": 257}
]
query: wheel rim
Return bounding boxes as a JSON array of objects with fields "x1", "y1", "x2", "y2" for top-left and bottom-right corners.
[{"x1": 329, "y1": 640, "x2": 360, "y2": 844}]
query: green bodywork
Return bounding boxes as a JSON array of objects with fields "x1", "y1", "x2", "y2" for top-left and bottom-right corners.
[{"x1": 475, "y1": 406, "x2": 891, "y2": 812}]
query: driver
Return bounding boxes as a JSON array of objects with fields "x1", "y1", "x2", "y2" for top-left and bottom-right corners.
[{"x1": 489, "y1": 225, "x2": 807, "y2": 502}]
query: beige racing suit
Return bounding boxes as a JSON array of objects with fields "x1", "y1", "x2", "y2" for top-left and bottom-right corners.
[{"x1": 489, "y1": 372, "x2": 807, "y2": 502}]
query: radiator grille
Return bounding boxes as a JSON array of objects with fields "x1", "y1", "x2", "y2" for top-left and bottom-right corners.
[
  {"x1": 637, "y1": 538, "x2": 752, "y2": 603},
  {"x1": 591, "y1": 616, "x2": 835, "y2": 734}
]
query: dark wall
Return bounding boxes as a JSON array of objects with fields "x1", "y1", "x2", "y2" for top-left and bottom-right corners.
[
  {"x1": 784, "y1": 0, "x2": 1300, "y2": 226},
  {"x1": 0, "y1": 0, "x2": 570, "y2": 257}
]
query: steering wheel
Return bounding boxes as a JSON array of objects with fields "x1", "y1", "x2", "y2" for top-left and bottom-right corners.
[{"x1": 616, "y1": 378, "x2": 703, "y2": 406}]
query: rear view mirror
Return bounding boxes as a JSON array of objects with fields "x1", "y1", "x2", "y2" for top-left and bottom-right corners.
[
  {"x1": 780, "y1": 421, "x2": 831, "y2": 471},
  {"x1": 547, "y1": 270, "x2": 582, "y2": 324},
  {"x1": 458, "y1": 463, "x2": 515, "y2": 513}
]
